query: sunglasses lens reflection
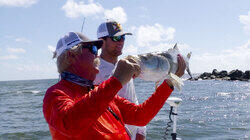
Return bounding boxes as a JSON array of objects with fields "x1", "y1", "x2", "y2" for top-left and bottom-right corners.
[
  {"x1": 92, "y1": 46, "x2": 97, "y2": 55},
  {"x1": 111, "y1": 35, "x2": 125, "y2": 42},
  {"x1": 82, "y1": 44, "x2": 98, "y2": 55}
]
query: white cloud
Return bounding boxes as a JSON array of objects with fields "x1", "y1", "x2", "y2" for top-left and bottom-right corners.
[
  {"x1": 123, "y1": 24, "x2": 188, "y2": 56},
  {"x1": 191, "y1": 41, "x2": 250, "y2": 73},
  {"x1": 0, "y1": 0, "x2": 38, "y2": 7},
  {"x1": 143, "y1": 43, "x2": 190, "y2": 54},
  {"x1": 0, "y1": 55, "x2": 19, "y2": 60},
  {"x1": 104, "y1": 7, "x2": 127, "y2": 24},
  {"x1": 129, "y1": 26, "x2": 137, "y2": 32},
  {"x1": 13, "y1": 62, "x2": 57, "y2": 80},
  {"x1": 7, "y1": 48, "x2": 26, "y2": 53},
  {"x1": 62, "y1": 0, "x2": 128, "y2": 23},
  {"x1": 62, "y1": 0, "x2": 104, "y2": 18},
  {"x1": 239, "y1": 11, "x2": 250, "y2": 34},
  {"x1": 16, "y1": 63, "x2": 56, "y2": 72},
  {"x1": 136, "y1": 23, "x2": 175, "y2": 46},
  {"x1": 123, "y1": 44, "x2": 138, "y2": 56},
  {"x1": 0, "y1": 61, "x2": 58, "y2": 81},
  {"x1": 48, "y1": 45, "x2": 55, "y2": 52},
  {"x1": 15, "y1": 37, "x2": 31, "y2": 43}
]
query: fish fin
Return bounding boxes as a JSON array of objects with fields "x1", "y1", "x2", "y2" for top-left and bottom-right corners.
[
  {"x1": 173, "y1": 43, "x2": 180, "y2": 53},
  {"x1": 186, "y1": 67, "x2": 193, "y2": 79},
  {"x1": 186, "y1": 52, "x2": 192, "y2": 78},
  {"x1": 174, "y1": 43, "x2": 177, "y2": 49},
  {"x1": 168, "y1": 73, "x2": 184, "y2": 91}
]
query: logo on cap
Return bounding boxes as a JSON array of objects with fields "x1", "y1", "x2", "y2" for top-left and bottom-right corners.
[{"x1": 112, "y1": 22, "x2": 122, "y2": 31}]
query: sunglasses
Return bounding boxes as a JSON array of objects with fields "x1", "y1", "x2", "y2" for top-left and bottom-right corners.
[
  {"x1": 81, "y1": 44, "x2": 98, "y2": 55},
  {"x1": 110, "y1": 35, "x2": 125, "y2": 42}
]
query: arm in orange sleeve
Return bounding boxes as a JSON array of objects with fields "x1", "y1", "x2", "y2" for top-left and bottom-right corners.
[
  {"x1": 114, "y1": 80, "x2": 173, "y2": 126},
  {"x1": 43, "y1": 76, "x2": 122, "y2": 136}
]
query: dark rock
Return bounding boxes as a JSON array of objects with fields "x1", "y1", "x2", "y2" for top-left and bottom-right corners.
[
  {"x1": 199, "y1": 72, "x2": 211, "y2": 79},
  {"x1": 190, "y1": 69, "x2": 249, "y2": 82},
  {"x1": 210, "y1": 75, "x2": 216, "y2": 79},
  {"x1": 194, "y1": 77, "x2": 199, "y2": 81},
  {"x1": 215, "y1": 78, "x2": 223, "y2": 80},
  {"x1": 188, "y1": 77, "x2": 196, "y2": 81},
  {"x1": 212, "y1": 69, "x2": 220, "y2": 76},
  {"x1": 243, "y1": 70, "x2": 250, "y2": 79},
  {"x1": 222, "y1": 77, "x2": 231, "y2": 80},
  {"x1": 219, "y1": 70, "x2": 228, "y2": 77},
  {"x1": 229, "y1": 69, "x2": 243, "y2": 80}
]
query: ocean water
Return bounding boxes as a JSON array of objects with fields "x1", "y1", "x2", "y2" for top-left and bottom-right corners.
[{"x1": 0, "y1": 78, "x2": 249, "y2": 140}]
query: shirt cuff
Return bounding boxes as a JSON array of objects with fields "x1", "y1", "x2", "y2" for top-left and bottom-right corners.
[{"x1": 163, "y1": 79, "x2": 174, "y2": 90}]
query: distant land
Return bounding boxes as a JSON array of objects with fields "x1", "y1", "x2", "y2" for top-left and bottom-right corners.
[{"x1": 190, "y1": 69, "x2": 250, "y2": 82}]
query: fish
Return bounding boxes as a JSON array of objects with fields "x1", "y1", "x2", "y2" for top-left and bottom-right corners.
[{"x1": 127, "y1": 43, "x2": 192, "y2": 90}]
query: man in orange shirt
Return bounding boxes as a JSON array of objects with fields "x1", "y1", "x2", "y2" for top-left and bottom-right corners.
[{"x1": 43, "y1": 31, "x2": 186, "y2": 139}]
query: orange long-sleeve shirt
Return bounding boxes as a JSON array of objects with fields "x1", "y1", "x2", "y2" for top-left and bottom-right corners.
[{"x1": 43, "y1": 76, "x2": 173, "y2": 140}]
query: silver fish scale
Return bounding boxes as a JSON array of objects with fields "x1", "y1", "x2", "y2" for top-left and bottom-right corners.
[
  {"x1": 137, "y1": 53, "x2": 171, "y2": 81},
  {"x1": 130, "y1": 43, "x2": 192, "y2": 82}
]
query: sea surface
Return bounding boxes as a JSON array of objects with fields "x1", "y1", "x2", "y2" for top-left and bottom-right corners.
[{"x1": 0, "y1": 78, "x2": 249, "y2": 140}]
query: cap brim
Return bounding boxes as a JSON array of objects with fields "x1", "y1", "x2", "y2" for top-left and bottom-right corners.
[
  {"x1": 82, "y1": 39, "x2": 103, "y2": 49},
  {"x1": 113, "y1": 32, "x2": 133, "y2": 37}
]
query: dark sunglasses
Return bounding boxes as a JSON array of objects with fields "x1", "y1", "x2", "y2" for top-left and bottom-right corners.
[
  {"x1": 81, "y1": 44, "x2": 98, "y2": 55},
  {"x1": 110, "y1": 35, "x2": 125, "y2": 42}
]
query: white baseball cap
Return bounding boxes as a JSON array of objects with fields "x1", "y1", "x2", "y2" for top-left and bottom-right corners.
[{"x1": 55, "y1": 32, "x2": 103, "y2": 58}]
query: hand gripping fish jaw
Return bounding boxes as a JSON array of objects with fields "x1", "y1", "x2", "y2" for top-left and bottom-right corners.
[{"x1": 167, "y1": 73, "x2": 184, "y2": 91}]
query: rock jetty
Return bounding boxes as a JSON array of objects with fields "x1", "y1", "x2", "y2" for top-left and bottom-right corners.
[{"x1": 190, "y1": 69, "x2": 250, "y2": 81}]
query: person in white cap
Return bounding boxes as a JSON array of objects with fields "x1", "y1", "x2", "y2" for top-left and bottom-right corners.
[
  {"x1": 94, "y1": 20, "x2": 147, "y2": 140},
  {"x1": 43, "y1": 31, "x2": 186, "y2": 140}
]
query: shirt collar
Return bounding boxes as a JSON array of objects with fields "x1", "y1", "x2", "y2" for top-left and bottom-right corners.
[{"x1": 60, "y1": 71, "x2": 93, "y2": 88}]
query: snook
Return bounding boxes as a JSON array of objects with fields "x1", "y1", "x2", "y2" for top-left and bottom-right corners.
[{"x1": 127, "y1": 43, "x2": 192, "y2": 90}]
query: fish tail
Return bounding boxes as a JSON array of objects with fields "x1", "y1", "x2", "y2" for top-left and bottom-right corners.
[
  {"x1": 186, "y1": 52, "x2": 193, "y2": 79},
  {"x1": 186, "y1": 67, "x2": 193, "y2": 79}
]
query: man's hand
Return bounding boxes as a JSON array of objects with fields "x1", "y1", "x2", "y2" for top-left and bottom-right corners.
[
  {"x1": 113, "y1": 58, "x2": 141, "y2": 85},
  {"x1": 165, "y1": 54, "x2": 186, "y2": 88}
]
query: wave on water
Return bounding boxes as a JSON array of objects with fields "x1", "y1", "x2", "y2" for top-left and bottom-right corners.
[
  {"x1": 1, "y1": 78, "x2": 249, "y2": 140},
  {"x1": 245, "y1": 93, "x2": 250, "y2": 96},
  {"x1": 188, "y1": 96, "x2": 209, "y2": 101},
  {"x1": 17, "y1": 90, "x2": 41, "y2": 94},
  {"x1": 217, "y1": 92, "x2": 231, "y2": 96}
]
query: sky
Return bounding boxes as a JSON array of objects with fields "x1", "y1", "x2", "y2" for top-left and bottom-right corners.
[{"x1": 0, "y1": 0, "x2": 250, "y2": 81}]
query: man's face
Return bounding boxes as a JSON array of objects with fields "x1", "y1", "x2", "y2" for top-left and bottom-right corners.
[
  {"x1": 71, "y1": 44, "x2": 100, "y2": 81},
  {"x1": 102, "y1": 36, "x2": 125, "y2": 57}
]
